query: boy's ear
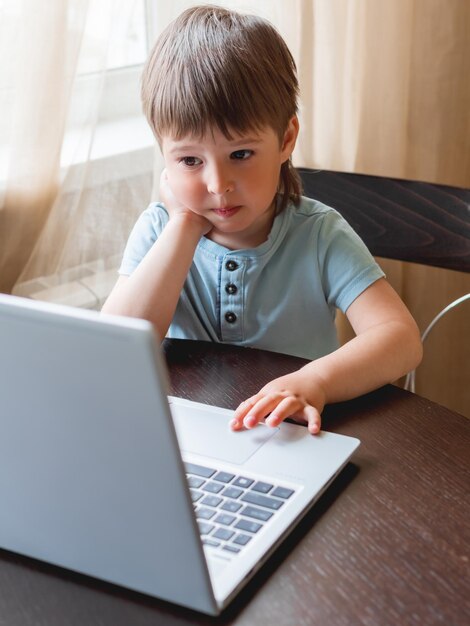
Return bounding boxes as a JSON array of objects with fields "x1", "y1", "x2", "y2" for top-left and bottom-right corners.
[{"x1": 281, "y1": 115, "x2": 299, "y2": 161}]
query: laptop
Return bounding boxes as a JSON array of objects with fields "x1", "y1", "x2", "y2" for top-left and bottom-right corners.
[{"x1": 0, "y1": 293, "x2": 360, "y2": 615}]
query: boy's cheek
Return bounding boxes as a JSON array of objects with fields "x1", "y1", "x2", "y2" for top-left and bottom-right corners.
[
  {"x1": 165, "y1": 173, "x2": 190, "y2": 203},
  {"x1": 174, "y1": 186, "x2": 206, "y2": 213}
]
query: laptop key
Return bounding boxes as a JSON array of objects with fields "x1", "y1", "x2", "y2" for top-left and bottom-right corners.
[
  {"x1": 198, "y1": 521, "x2": 215, "y2": 535},
  {"x1": 252, "y1": 481, "x2": 273, "y2": 493},
  {"x1": 203, "y1": 538, "x2": 220, "y2": 547},
  {"x1": 233, "y1": 533, "x2": 252, "y2": 546},
  {"x1": 190, "y1": 489, "x2": 203, "y2": 502},
  {"x1": 201, "y1": 495, "x2": 223, "y2": 507},
  {"x1": 223, "y1": 545, "x2": 240, "y2": 554},
  {"x1": 203, "y1": 481, "x2": 224, "y2": 494},
  {"x1": 221, "y1": 500, "x2": 242, "y2": 513},
  {"x1": 184, "y1": 462, "x2": 216, "y2": 478},
  {"x1": 214, "y1": 513, "x2": 236, "y2": 526},
  {"x1": 187, "y1": 476, "x2": 205, "y2": 488},
  {"x1": 234, "y1": 519, "x2": 262, "y2": 533},
  {"x1": 213, "y1": 471, "x2": 235, "y2": 483},
  {"x1": 213, "y1": 528, "x2": 235, "y2": 541},
  {"x1": 233, "y1": 476, "x2": 254, "y2": 488},
  {"x1": 272, "y1": 486, "x2": 295, "y2": 499},
  {"x1": 196, "y1": 507, "x2": 216, "y2": 520},
  {"x1": 241, "y1": 505, "x2": 273, "y2": 522},
  {"x1": 221, "y1": 486, "x2": 243, "y2": 499},
  {"x1": 241, "y1": 492, "x2": 284, "y2": 510}
]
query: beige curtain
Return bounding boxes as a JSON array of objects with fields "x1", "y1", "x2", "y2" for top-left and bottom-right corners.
[
  {"x1": 0, "y1": 0, "x2": 468, "y2": 413},
  {"x1": 0, "y1": 0, "x2": 152, "y2": 302},
  {"x1": 293, "y1": 0, "x2": 470, "y2": 187},
  {"x1": 0, "y1": 0, "x2": 87, "y2": 293}
]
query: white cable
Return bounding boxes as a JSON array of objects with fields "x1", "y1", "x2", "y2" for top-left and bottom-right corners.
[{"x1": 405, "y1": 293, "x2": 470, "y2": 393}]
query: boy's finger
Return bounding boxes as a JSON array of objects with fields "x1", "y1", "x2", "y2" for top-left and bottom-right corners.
[
  {"x1": 230, "y1": 397, "x2": 258, "y2": 430},
  {"x1": 233, "y1": 397, "x2": 256, "y2": 418},
  {"x1": 265, "y1": 396, "x2": 303, "y2": 427},
  {"x1": 242, "y1": 394, "x2": 285, "y2": 429},
  {"x1": 304, "y1": 406, "x2": 321, "y2": 435}
]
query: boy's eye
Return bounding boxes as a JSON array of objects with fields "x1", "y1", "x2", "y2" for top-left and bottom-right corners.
[
  {"x1": 180, "y1": 156, "x2": 202, "y2": 167},
  {"x1": 230, "y1": 149, "x2": 253, "y2": 160}
]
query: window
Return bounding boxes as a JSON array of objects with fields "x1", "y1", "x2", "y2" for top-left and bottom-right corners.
[
  {"x1": 78, "y1": 0, "x2": 147, "y2": 75},
  {"x1": 63, "y1": 0, "x2": 154, "y2": 166}
]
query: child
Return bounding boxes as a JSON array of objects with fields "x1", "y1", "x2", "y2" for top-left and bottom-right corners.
[{"x1": 102, "y1": 5, "x2": 422, "y2": 435}]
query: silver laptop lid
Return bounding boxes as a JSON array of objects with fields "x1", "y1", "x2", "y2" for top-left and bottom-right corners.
[{"x1": 0, "y1": 294, "x2": 217, "y2": 614}]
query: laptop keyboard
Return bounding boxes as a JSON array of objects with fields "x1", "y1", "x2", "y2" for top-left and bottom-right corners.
[{"x1": 185, "y1": 462, "x2": 296, "y2": 556}]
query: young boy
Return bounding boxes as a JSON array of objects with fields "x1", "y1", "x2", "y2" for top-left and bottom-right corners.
[{"x1": 102, "y1": 5, "x2": 422, "y2": 435}]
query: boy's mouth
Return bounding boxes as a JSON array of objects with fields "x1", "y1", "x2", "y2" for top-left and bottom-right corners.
[{"x1": 212, "y1": 206, "x2": 241, "y2": 218}]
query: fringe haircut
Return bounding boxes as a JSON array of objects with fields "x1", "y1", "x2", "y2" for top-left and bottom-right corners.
[{"x1": 142, "y1": 5, "x2": 302, "y2": 210}]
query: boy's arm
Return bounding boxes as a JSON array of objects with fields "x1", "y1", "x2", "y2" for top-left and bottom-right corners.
[
  {"x1": 230, "y1": 278, "x2": 423, "y2": 434},
  {"x1": 102, "y1": 173, "x2": 211, "y2": 340}
]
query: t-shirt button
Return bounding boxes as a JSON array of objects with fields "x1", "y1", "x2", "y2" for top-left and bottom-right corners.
[
  {"x1": 225, "y1": 312, "x2": 237, "y2": 324},
  {"x1": 225, "y1": 283, "x2": 238, "y2": 295},
  {"x1": 225, "y1": 260, "x2": 238, "y2": 271}
]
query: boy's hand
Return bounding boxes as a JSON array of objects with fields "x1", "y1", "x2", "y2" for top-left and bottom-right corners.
[
  {"x1": 229, "y1": 372, "x2": 325, "y2": 435},
  {"x1": 160, "y1": 169, "x2": 212, "y2": 236}
]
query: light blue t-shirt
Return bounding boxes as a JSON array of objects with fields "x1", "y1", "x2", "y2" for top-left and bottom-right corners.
[{"x1": 119, "y1": 196, "x2": 384, "y2": 360}]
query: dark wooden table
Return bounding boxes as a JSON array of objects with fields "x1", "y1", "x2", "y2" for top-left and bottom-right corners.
[{"x1": 1, "y1": 339, "x2": 469, "y2": 625}]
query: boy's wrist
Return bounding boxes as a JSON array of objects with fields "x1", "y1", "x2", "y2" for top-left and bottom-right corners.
[
  {"x1": 167, "y1": 210, "x2": 211, "y2": 239},
  {"x1": 298, "y1": 364, "x2": 330, "y2": 407}
]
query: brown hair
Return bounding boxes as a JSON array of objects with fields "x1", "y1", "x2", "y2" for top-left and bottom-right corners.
[{"x1": 141, "y1": 5, "x2": 302, "y2": 211}]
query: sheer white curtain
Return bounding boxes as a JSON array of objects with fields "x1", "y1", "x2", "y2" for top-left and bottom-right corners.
[
  {"x1": 0, "y1": 0, "x2": 152, "y2": 300},
  {"x1": 0, "y1": 0, "x2": 88, "y2": 293}
]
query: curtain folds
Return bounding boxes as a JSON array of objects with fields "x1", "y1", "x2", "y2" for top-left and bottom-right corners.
[
  {"x1": 0, "y1": 0, "x2": 87, "y2": 293},
  {"x1": 294, "y1": 0, "x2": 470, "y2": 187},
  {"x1": 0, "y1": 0, "x2": 151, "y2": 296}
]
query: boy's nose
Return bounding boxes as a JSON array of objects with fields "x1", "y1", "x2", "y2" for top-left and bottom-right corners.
[{"x1": 207, "y1": 167, "x2": 234, "y2": 195}]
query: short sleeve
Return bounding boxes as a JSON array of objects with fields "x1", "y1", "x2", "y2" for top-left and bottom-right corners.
[
  {"x1": 317, "y1": 209, "x2": 385, "y2": 313},
  {"x1": 118, "y1": 203, "x2": 168, "y2": 276}
]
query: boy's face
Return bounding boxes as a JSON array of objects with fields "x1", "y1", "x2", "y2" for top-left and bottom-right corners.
[{"x1": 161, "y1": 118, "x2": 298, "y2": 249}]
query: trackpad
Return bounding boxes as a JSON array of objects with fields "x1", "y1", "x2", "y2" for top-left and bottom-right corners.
[{"x1": 170, "y1": 402, "x2": 279, "y2": 465}]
